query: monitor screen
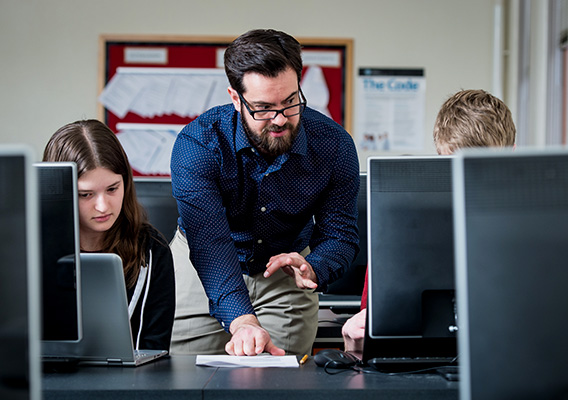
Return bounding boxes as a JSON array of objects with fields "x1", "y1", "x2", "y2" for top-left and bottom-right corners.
[
  {"x1": 133, "y1": 178, "x2": 179, "y2": 242},
  {"x1": 364, "y1": 156, "x2": 457, "y2": 364},
  {"x1": 453, "y1": 149, "x2": 568, "y2": 400},
  {"x1": 0, "y1": 146, "x2": 41, "y2": 400},
  {"x1": 35, "y1": 162, "x2": 82, "y2": 346}
]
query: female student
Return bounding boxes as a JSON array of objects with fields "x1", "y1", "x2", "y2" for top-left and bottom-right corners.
[{"x1": 43, "y1": 119, "x2": 175, "y2": 351}]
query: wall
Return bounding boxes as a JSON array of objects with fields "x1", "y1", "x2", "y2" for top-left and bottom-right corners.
[{"x1": 0, "y1": 0, "x2": 498, "y2": 170}]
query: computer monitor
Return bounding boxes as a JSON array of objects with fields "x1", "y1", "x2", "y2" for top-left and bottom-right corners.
[
  {"x1": 319, "y1": 173, "x2": 367, "y2": 313},
  {"x1": 34, "y1": 162, "x2": 82, "y2": 355},
  {"x1": 133, "y1": 177, "x2": 179, "y2": 242},
  {"x1": 453, "y1": 149, "x2": 568, "y2": 400},
  {"x1": 363, "y1": 156, "x2": 457, "y2": 368},
  {"x1": 0, "y1": 145, "x2": 41, "y2": 400}
]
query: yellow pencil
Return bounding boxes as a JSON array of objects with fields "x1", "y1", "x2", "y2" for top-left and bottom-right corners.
[{"x1": 299, "y1": 354, "x2": 309, "y2": 365}]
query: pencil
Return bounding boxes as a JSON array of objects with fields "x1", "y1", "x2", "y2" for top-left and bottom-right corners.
[{"x1": 299, "y1": 354, "x2": 309, "y2": 365}]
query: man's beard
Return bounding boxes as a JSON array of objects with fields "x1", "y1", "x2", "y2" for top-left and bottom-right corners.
[{"x1": 242, "y1": 114, "x2": 300, "y2": 158}]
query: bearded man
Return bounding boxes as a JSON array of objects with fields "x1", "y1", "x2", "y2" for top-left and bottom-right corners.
[{"x1": 169, "y1": 29, "x2": 359, "y2": 357}]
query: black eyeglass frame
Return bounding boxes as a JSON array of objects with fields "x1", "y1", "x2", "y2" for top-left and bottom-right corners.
[{"x1": 238, "y1": 87, "x2": 307, "y2": 121}]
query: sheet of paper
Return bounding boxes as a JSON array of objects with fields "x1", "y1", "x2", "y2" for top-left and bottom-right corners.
[
  {"x1": 98, "y1": 67, "x2": 230, "y2": 119},
  {"x1": 196, "y1": 355, "x2": 299, "y2": 368},
  {"x1": 116, "y1": 123, "x2": 185, "y2": 175},
  {"x1": 98, "y1": 74, "x2": 146, "y2": 119}
]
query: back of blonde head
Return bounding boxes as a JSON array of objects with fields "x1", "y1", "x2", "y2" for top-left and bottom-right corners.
[{"x1": 433, "y1": 89, "x2": 516, "y2": 155}]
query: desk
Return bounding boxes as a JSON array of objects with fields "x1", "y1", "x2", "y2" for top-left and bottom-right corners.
[
  {"x1": 42, "y1": 356, "x2": 212, "y2": 400},
  {"x1": 42, "y1": 355, "x2": 459, "y2": 400}
]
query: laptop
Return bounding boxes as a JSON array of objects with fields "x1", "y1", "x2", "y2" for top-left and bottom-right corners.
[{"x1": 77, "y1": 253, "x2": 168, "y2": 366}]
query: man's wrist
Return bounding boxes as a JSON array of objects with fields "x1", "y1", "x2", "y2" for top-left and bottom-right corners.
[{"x1": 229, "y1": 314, "x2": 260, "y2": 334}]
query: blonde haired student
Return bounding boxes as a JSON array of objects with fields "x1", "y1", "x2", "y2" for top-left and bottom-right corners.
[{"x1": 342, "y1": 89, "x2": 516, "y2": 359}]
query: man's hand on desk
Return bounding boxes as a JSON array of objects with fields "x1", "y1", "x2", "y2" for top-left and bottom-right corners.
[
  {"x1": 226, "y1": 314, "x2": 286, "y2": 356},
  {"x1": 264, "y1": 252, "x2": 318, "y2": 290}
]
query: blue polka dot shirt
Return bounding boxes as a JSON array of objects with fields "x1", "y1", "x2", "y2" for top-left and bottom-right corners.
[{"x1": 170, "y1": 104, "x2": 360, "y2": 330}]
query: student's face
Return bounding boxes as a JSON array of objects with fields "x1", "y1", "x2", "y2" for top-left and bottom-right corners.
[
  {"x1": 229, "y1": 67, "x2": 302, "y2": 157},
  {"x1": 77, "y1": 167, "x2": 124, "y2": 248}
]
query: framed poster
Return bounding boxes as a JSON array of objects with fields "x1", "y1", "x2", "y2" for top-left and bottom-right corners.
[
  {"x1": 98, "y1": 34, "x2": 353, "y2": 176},
  {"x1": 356, "y1": 68, "x2": 426, "y2": 153}
]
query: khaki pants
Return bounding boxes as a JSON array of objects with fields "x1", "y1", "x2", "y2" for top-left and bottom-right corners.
[{"x1": 169, "y1": 228, "x2": 319, "y2": 356}]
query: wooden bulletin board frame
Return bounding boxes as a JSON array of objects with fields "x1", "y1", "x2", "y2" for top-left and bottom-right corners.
[{"x1": 97, "y1": 34, "x2": 353, "y2": 134}]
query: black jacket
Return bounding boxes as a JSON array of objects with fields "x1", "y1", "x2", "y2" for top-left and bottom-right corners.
[{"x1": 126, "y1": 225, "x2": 175, "y2": 350}]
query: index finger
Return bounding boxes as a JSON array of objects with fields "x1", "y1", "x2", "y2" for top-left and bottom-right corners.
[{"x1": 264, "y1": 255, "x2": 295, "y2": 278}]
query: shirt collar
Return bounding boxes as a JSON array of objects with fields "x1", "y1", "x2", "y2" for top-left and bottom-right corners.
[
  {"x1": 290, "y1": 121, "x2": 307, "y2": 156},
  {"x1": 234, "y1": 116, "x2": 251, "y2": 153}
]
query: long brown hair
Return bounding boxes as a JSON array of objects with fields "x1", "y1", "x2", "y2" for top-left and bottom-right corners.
[{"x1": 43, "y1": 119, "x2": 149, "y2": 288}]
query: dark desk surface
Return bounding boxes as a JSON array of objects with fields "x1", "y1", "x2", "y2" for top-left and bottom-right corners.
[
  {"x1": 42, "y1": 355, "x2": 458, "y2": 400},
  {"x1": 42, "y1": 356, "x2": 212, "y2": 400}
]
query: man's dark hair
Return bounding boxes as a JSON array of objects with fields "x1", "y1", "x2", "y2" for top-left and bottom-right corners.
[{"x1": 224, "y1": 29, "x2": 303, "y2": 94}]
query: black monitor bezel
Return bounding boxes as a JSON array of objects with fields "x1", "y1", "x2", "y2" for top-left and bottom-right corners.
[
  {"x1": 364, "y1": 156, "x2": 457, "y2": 364},
  {"x1": 35, "y1": 162, "x2": 83, "y2": 346}
]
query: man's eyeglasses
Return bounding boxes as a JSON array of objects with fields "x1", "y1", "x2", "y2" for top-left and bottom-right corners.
[{"x1": 238, "y1": 88, "x2": 307, "y2": 121}]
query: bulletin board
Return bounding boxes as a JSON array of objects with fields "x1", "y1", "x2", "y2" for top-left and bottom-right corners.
[{"x1": 97, "y1": 34, "x2": 353, "y2": 176}]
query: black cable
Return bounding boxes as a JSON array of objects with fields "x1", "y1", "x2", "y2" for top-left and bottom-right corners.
[
  {"x1": 322, "y1": 362, "x2": 361, "y2": 375},
  {"x1": 321, "y1": 355, "x2": 460, "y2": 377}
]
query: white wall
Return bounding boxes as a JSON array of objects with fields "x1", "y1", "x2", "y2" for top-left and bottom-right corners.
[{"x1": 0, "y1": 0, "x2": 498, "y2": 169}]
